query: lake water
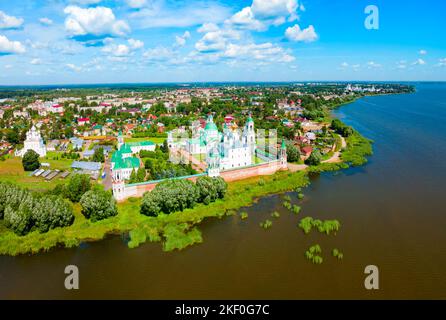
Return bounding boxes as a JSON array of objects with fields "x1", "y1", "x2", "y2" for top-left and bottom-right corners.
[{"x1": 1, "y1": 82, "x2": 445, "y2": 299}]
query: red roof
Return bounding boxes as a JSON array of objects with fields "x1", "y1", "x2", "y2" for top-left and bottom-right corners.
[
  {"x1": 301, "y1": 146, "x2": 313, "y2": 155},
  {"x1": 78, "y1": 117, "x2": 90, "y2": 122},
  {"x1": 100, "y1": 102, "x2": 111, "y2": 106}
]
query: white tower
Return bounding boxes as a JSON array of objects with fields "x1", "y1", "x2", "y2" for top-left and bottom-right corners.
[
  {"x1": 117, "y1": 130, "x2": 124, "y2": 150},
  {"x1": 207, "y1": 150, "x2": 221, "y2": 177},
  {"x1": 244, "y1": 114, "x2": 256, "y2": 155}
]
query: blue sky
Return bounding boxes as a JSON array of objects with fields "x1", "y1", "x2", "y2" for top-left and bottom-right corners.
[{"x1": 0, "y1": 0, "x2": 445, "y2": 85}]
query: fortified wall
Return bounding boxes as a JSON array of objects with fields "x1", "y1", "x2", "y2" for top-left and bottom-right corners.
[{"x1": 113, "y1": 159, "x2": 286, "y2": 202}]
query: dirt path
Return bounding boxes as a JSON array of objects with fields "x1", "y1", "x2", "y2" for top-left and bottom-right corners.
[{"x1": 322, "y1": 135, "x2": 346, "y2": 164}]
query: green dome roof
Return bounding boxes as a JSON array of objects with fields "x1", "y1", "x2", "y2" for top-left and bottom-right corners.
[{"x1": 205, "y1": 115, "x2": 218, "y2": 131}]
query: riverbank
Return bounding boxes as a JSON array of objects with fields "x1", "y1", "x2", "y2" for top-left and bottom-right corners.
[{"x1": 0, "y1": 106, "x2": 375, "y2": 257}]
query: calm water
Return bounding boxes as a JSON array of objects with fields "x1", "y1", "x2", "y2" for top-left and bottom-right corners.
[{"x1": 1, "y1": 83, "x2": 446, "y2": 299}]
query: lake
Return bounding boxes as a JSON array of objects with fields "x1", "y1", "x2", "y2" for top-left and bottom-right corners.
[{"x1": 1, "y1": 82, "x2": 445, "y2": 299}]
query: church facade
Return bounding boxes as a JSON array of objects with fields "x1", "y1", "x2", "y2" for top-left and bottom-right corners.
[{"x1": 16, "y1": 125, "x2": 47, "y2": 158}]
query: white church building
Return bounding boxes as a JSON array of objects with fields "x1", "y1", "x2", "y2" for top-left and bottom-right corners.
[{"x1": 16, "y1": 125, "x2": 47, "y2": 158}]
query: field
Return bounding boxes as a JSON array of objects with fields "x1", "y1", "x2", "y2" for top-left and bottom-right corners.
[
  {"x1": 125, "y1": 137, "x2": 166, "y2": 144},
  {"x1": 0, "y1": 156, "x2": 67, "y2": 192}
]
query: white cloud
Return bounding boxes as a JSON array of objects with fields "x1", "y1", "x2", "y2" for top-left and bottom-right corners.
[
  {"x1": 126, "y1": 0, "x2": 147, "y2": 9},
  {"x1": 102, "y1": 43, "x2": 131, "y2": 56},
  {"x1": 227, "y1": 7, "x2": 266, "y2": 31},
  {"x1": 128, "y1": 38, "x2": 144, "y2": 49},
  {"x1": 0, "y1": 10, "x2": 24, "y2": 29},
  {"x1": 227, "y1": 0, "x2": 301, "y2": 31},
  {"x1": 285, "y1": 24, "x2": 318, "y2": 42},
  {"x1": 438, "y1": 58, "x2": 446, "y2": 67},
  {"x1": 223, "y1": 42, "x2": 295, "y2": 63},
  {"x1": 367, "y1": 61, "x2": 382, "y2": 68},
  {"x1": 195, "y1": 27, "x2": 240, "y2": 52},
  {"x1": 198, "y1": 23, "x2": 219, "y2": 33},
  {"x1": 419, "y1": 49, "x2": 427, "y2": 55},
  {"x1": 64, "y1": 6, "x2": 130, "y2": 38},
  {"x1": 66, "y1": 63, "x2": 82, "y2": 72},
  {"x1": 0, "y1": 35, "x2": 26, "y2": 54},
  {"x1": 175, "y1": 31, "x2": 191, "y2": 47},
  {"x1": 143, "y1": 46, "x2": 175, "y2": 61},
  {"x1": 340, "y1": 62, "x2": 349, "y2": 68},
  {"x1": 30, "y1": 58, "x2": 42, "y2": 65},
  {"x1": 39, "y1": 18, "x2": 53, "y2": 26},
  {"x1": 412, "y1": 58, "x2": 426, "y2": 65}
]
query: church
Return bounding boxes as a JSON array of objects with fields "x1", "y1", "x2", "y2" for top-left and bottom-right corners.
[
  {"x1": 184, "y1": 114, "x2": 256, "y2": 172},
  {"x1": 16, "y1": 125, "x2": 47, "y2": 158}
]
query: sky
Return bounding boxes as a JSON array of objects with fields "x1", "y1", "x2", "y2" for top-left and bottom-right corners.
[{"x1": 0, "y1": 0, "x2": 445, "y2": 85}]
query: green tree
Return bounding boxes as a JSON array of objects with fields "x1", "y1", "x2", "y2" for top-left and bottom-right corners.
[
  {"x1": 22, "y1": 149, "x2": 40, "y2": 171},
  {"x1": 136, "y1": 167, "x2": 146, "y2": 182},
  {"x1": 92, "y1": 147, "x2": 105, "y2": 163},
  {"x1": 79, "y1": 190, "x2": 118, "y2": 222},
  {"x1": 305, "y1": 150, "x2": 322, "y2": 166},
  {"x1": 66, "y1": 174, "x2": 91, "y2": 202},
  {"x1": 286, "y1": 142, "x2": 301, "y2": 163}
]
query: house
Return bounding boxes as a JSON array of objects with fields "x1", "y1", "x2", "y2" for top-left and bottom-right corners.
[
  {"x1": 13, "y1": 110, "x2": 29, "y2": 118},
  {"x1": 305, "y1": 132, "x2": 317, "y2": 142},
  {"x1": 0, "y1": 109, "x2": 4, "y2": 119},
  {"x1": 77, "y1": 118, "x2": 90, "y2": 126},
  {"x1": 301, "y1": 146, "x2": 313, "y2": 158},
  {"x1": 157, "y1": 122, "x2": 165, "y2": 133},
  {"x1": 71, "y1": 161, "x2": 102, "y2": 179}
]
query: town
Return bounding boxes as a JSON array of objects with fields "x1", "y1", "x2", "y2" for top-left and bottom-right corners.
[{"x1": 0, "y1": 82, "x2": 413, "y2": 254}]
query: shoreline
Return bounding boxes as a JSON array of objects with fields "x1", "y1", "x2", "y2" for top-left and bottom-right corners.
[{"x1": 0, "y1": 93, "x2": 383, "y2": 256}]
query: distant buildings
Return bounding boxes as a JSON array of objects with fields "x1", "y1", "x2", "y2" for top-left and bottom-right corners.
[{"x1": 16, "y1": 126, "x2": 47, "y2": 157}]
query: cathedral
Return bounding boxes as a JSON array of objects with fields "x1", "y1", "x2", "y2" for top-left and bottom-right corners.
[
  {"x1": 184, "y1": 114, "x2": 256, "y2": 174},
  {"x1": 16, "y1": 125, "x2": 47, "y2": 158}
]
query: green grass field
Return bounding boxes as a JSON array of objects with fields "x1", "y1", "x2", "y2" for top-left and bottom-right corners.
[{"x1": 0, "y1": 156, "x2": 68, "y2": 192}]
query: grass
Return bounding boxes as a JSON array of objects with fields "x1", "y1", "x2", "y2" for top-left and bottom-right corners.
[
  {"x1": 0, "y1": 157, "x2": 65, "y2": 192},
  {"x1": 298, "y1": 217, "x2": 341, "y2": 235},
  {"x1": 125, "y1": 137, "x2": 166, "y2": 144},
  {"x1": 332, "y1": 248, "x2": 344, "y2": 260},
  {"x1": 271, "y1": 211, "x2": 280, "y2": 219},
  {"x1": 260, "y1": 219, "x2": 273, "y2": 229},
  {"x1": 305, "y1": 244, "x2": 323, "y2": 264}
]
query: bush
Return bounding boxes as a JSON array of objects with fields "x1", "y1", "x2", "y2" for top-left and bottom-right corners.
[
  {"x1": 80, "y1": 190, "x2": 118, "y2": 222},
  {"x1": 286, "y1": 142, "x2": 301, "y2": 163},
  {"x1": 22, "y1": 149, "x2": 40, "y2": 171},
  {"x1": 66, "y1": 174, "x2": 91, "y2": 202}
]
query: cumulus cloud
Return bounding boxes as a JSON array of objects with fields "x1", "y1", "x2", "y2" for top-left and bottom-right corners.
[
  {"x1": 175, "y1": 31, "x2": 191, "y2": 47},
  {"x1": 412, "y1": 58, "x2": 426, "y2": 65},
  {"x1": 438, "y1": 58, "x2": 446, "y2": 67},
  {"x1": 419, "y1": 49, "x2": 427, "y2": 55},
  {"x1": 102, "y1": 43, "x2": 131, "y2": 57},
  {"x1": 64, "y1": 6, "x2": 130, "y2": 38},
  {"x1": 195, "y1": 26, "x2": 241, "y2": 52},
  {"x1": 128, "y1": 38, "x2": 144, "y2": 49},
  {"x1": 0, "y1": 10, "x2": 24, "y2": 29},
  {"x1": 227, "y1": 0, "x2": 301, "y2": 31},
  {"x1": 39, "y1": 17, "x2": 53, "y2": 26},
  {"x1": 0, "y1": 35, "x2": 26, "y2": 54},
  {"x1": 30, "y1": 58, "x2": 42, "y2": 65},
  {"x1": 285, "y1": 24, "x2": 318, "y2": 42}
]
